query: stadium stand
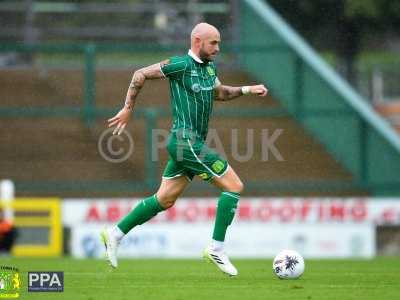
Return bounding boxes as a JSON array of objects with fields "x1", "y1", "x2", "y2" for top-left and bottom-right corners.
[{"x1": 0, "y1": 68, "x2": 358, "y2": 196}]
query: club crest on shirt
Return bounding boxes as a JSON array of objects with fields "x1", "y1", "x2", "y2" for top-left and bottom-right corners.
[
  {"x1": 190, "y1": 70, "x2": 199, "y2": 77},
  {"x1": 207, "y1": 66, "x2": 215, "y2": 76}
]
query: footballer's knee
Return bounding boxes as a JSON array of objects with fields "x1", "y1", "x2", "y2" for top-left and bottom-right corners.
[
  {"x1": 156, "y1": 193, "x2": 178, "y2": 209},
  {"x1": 222, "y1": 174, "x2": 244, "y2": 193},
  {"x1": 156, "y1": 177, "x2": 188, "y2": 209},
  {"x1": 156, "y1": 185, "x2": 182, "y2": 209},
  {"x1": 213, "y1": 166, "x2": 244, "y2": 194}
]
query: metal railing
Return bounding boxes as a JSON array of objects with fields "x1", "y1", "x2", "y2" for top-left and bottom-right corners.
[{"x1": 239, "y1": 0, "x2": 400, "y2": 196}]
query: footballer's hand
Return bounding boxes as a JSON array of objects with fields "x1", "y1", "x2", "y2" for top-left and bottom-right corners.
[
  {"x1": 250, "y1": 84, "x2": 268, "y2": 97},
  {"x1": 107, "y1": 107, "x2": 131, "y2": 135}
]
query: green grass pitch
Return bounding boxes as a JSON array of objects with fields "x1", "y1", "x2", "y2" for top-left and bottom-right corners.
[{"x1": 2, "y1": 257, "x2": 400, "y2": 300}]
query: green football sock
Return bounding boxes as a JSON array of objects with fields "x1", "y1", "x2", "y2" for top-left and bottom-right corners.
[
  {"x1": 117, "y1": 195, "x2": 165, "y2": 234},
  {"x1": 212, "y1": 191, "x2": 240, "y2": 242}
]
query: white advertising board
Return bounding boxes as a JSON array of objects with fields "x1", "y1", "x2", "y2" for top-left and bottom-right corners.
[
  {"x1": 71, "y1": 223, "x2": 374, "y2": 259},
  {"x1": 63, "y1": 198, "x2": 383, "y2": 258}
]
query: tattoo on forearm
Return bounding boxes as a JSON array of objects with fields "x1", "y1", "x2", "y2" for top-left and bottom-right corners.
[
  {"x1": 123, "y1": 59, "x2": 170, "y2": 110},
  {"x1": 129, "y1": 72, "x2": 144, "y2": 95},
  {"x1": 216, "y1": 85, "x2": 243, "y2": 101}
]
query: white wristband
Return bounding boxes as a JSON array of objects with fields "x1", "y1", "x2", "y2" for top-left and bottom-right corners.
[{"x1": 241, "y1": 86, "x2": 251, "y2": 95}]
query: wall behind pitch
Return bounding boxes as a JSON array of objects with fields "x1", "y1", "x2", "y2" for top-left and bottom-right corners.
[{"x1": 59, "y1": 198, "x2": 400, "y2": 259}]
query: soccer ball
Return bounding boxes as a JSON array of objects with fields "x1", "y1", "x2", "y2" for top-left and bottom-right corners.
[{"x1": 272, "y1": 250, "x2": 305, "y2": 279}]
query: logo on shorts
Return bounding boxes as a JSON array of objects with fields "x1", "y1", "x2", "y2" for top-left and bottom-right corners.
[
  {"x1": 207, "y1": 66, "x2": 215, "y2": 76},
  {"x1": 212, "y1": 160, "x2": 225, "y2": 173},
  {"x1": 191, "y1": 83, "x2": 201, "y2": 93},
  {"x1": 199, "y1": 173, "x2": 210, "y2": 180},
  {"x1": 0, "y1": 266, "x2": 21, "y2": 298}
]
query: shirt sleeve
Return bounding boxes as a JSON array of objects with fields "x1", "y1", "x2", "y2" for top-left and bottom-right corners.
[
  {"x1": 210, "y1": 63, "x2": 220, "y2": 87},
  {"x1": 214, "y1": 77, "x2": 222, "y2": 88},
  {"x1": 160, "y1": 56, "x2": 187, "y2": 79}
]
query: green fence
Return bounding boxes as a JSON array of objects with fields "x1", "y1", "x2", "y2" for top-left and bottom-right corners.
[
  {"x1": 0, "y1": 37, "x2": 397, "y2": 195},
  {"x1": 0, "y1": 43, "x2": 183, "y2": 127},
  {"x1": 237, "y1": 0, "x2": 400, "y2": 196}
]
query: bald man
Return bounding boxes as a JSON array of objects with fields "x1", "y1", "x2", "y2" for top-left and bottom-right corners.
[{"x1": 102, "y1": 23, "x2": 268, "y2": 277}]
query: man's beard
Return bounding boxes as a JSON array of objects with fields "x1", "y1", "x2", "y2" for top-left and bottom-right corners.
[{"x1": 199, "y1": 48, "x2": 212, "y2": 63}]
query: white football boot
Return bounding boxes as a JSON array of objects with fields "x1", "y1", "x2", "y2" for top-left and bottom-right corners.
[
  {"x1": 100, "y1": 228, "x2": 119, "y2": 268},
  {"x1": 203, "y1": 246, "x2": 238, "y2": 276}
]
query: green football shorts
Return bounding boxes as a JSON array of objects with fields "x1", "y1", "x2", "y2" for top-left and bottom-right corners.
[{"x1": 162, "y1": 132, "x2": 229, "y2": 182}]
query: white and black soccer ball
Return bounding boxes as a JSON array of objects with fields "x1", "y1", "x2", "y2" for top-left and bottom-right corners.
[{"x1": 273, "y1": 250, "x2": 305, "y2": 279}]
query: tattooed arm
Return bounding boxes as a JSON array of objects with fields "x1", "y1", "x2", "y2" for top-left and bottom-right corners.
[
  {"x1": 107, "y1": 60, "x2": 169, "y2": 135},
  {"x1": 124, "y1": 60, "x2": 169, "y2": 110},
  {"x1": 214, "y1": 84, "x2": 268, "y2": 101}
]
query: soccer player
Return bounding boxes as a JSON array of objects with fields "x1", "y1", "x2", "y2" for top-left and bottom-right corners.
[{"x1": 102, "y1": 23, "x2": 267, "y2": 276}]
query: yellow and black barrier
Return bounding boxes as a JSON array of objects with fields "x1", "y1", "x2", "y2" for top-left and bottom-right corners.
[{"x1": 0, "y1": 198, "x2": 62, "y2": 257}]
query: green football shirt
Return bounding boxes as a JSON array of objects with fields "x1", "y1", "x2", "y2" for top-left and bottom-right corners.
[{"x1": 161, "y1": 50, "x2": 220, "y2": 141}]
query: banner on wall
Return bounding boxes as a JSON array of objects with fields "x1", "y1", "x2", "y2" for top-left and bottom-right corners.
[
  {"x1": 61, "y1": 197, "x2": 400, "y2": 258},
  {"x1": 63, "y1": 198, "x2": 400, "y2": 225}
]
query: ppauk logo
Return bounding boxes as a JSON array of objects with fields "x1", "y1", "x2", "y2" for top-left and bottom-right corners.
[{"x1": 28, "y1": 272, "x2": 64, "y2": 292}]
